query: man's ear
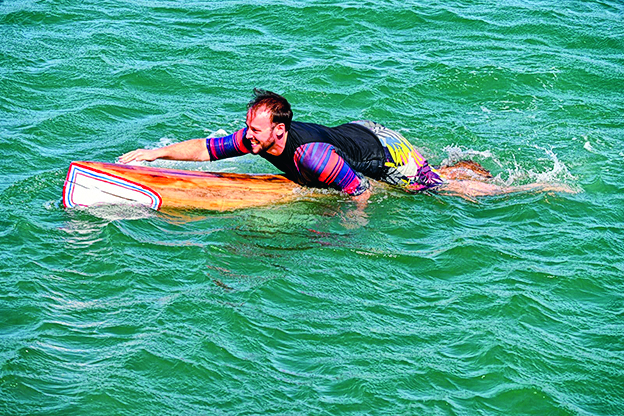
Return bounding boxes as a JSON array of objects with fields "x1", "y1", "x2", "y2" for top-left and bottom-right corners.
[{"x1": 274, "y1": 123, "x2": 286, "y2": 137}]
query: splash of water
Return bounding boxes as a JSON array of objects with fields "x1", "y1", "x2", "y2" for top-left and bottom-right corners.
[
  {"x1": 74, "y1": 204, "x2": 156, "y2": 222},
  {"x1": 441, "y1": 144, "x2": 575, "y2": 186},
  {"x1": 441, "y1": 145, "x2": 503, "y2": 168}
]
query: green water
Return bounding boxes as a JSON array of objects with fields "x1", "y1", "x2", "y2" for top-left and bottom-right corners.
[{"x1": 1, "y1": 0, "x2": 623, "y2": 414}]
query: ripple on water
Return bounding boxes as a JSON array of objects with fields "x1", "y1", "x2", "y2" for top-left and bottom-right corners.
[{"x1": 2, "y1": 0, "x2": 624, "y2": 414}]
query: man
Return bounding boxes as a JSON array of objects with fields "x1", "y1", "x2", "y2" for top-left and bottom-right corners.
[{"x1": 119, "y1": 89, "x2": 444, "y2": 203}]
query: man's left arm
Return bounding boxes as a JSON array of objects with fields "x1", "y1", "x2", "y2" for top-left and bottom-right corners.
[{"x1": 293, "y1": 142, "x2": 370, "y2": 198}]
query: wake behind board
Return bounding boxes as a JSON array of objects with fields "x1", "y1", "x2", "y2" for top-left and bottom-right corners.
[{"x1": 63, "y1": 161, "x2": 303, "y2": 212}]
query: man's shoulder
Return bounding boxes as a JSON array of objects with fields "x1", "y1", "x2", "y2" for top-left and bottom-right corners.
[
  {"x1": 290, "y1": 121, "x2": 357, "y2": 136},
  {"x1": 291, "y1": 120, "x2": 354, "y2": 129},
  {"x1": 290, "y1": 121, "x2": 326, "y2": 130}
]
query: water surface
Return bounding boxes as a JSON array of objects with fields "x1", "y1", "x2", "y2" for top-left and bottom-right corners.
[{"x1": 1, "y1": 1, "x2": 623, "y2": 414}]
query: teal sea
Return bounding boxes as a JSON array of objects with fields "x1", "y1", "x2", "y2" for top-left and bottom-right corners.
[{"x1": 1, "y1": 1, "x2": 623, "y2": 414}]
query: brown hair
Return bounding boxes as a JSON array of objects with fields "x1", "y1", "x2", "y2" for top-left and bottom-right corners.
[{"x1": 247, "y1": 88, "x2": 293, "y2": 131}]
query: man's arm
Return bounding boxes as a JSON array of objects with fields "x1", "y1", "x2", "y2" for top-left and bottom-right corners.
[
  {"x1": 293, "y1": 142, "x2": 371, "y2": 201},
  {"x1": 119, "y1": 138, "x2": 210, "y2": 164},
  {"x1": 119, "y1": 128, "x2": 251, "y2": 164}
]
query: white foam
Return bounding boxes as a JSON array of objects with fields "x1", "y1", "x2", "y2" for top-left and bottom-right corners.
[
  {"x1": 527, "y1": 145, "x2": 576, "y2": 184},
  {"x1": 66, "y1": 204, "x2": 156, "y2": 223},
  {"x1": 441, "y1": 144, "x2": 576, "y2": 187},
  {"x1": 441, "y1": 145, "x2": 503, "y2": 168},
  {"x1": 158, "y1": 137, "x2": 175, "y2": 147},
  {"x1": 208, "y1": 129, "x2": 228, "y2": 138},
  {"x1": 85, "y1": 204, "x2": 156, "y2": 221}
]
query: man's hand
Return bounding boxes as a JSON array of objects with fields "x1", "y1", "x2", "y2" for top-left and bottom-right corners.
[
  {"x1": 341, "y1": 188, "x2": 371, "y2": 229},
  {"x1": 118, "y1": 148, "x2": 161, "y2": 164},
  {"x1": 352, "y1": 187, "x2": 371, "y2": 210}
]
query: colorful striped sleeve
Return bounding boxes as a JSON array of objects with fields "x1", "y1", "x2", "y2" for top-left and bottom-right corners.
[
  {"x1": 206, "y1": 128, "x2": 251, "y2": 161},
  {"x1": 293, "y1": 142, "x2": 369, "y2": 196}
]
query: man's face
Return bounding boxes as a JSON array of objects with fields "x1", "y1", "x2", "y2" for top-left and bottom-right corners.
[{"x1": 245, "y1": 107, "x2": 277, "y2": 154}]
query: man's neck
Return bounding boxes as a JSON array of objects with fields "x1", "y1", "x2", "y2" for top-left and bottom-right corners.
[{"x1": 265, "y1": 131, "x2": 289, "y2": 156}]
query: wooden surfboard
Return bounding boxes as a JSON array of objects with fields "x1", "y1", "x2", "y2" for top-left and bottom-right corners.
[{"x1": 63, "y1": 161, "x2": 305, "y2": 212}]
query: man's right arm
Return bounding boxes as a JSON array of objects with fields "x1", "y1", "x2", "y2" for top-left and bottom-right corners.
[
  {"x1": 119, "y1": 138, "x2": 210, "y2": 164},
  {"x1": 119, "y1": 128, "x2": 250, "y2": 164}
]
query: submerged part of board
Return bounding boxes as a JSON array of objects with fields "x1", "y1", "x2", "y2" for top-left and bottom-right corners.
[{"x1": 63, "y1": 161, "x2": 303, "y2": 212}]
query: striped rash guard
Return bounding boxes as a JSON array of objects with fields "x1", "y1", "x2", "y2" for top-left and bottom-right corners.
[{"x1": 206, "y1": 121, "x2": 385, "y2": 195}]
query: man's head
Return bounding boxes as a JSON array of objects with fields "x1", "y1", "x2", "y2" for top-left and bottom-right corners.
[
  {"x1": 245, "y1": 89, "x2": 292, "y2": 155},
  {"x1": 247, "y1": 89, "x2": 293, "y2": 131}
]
